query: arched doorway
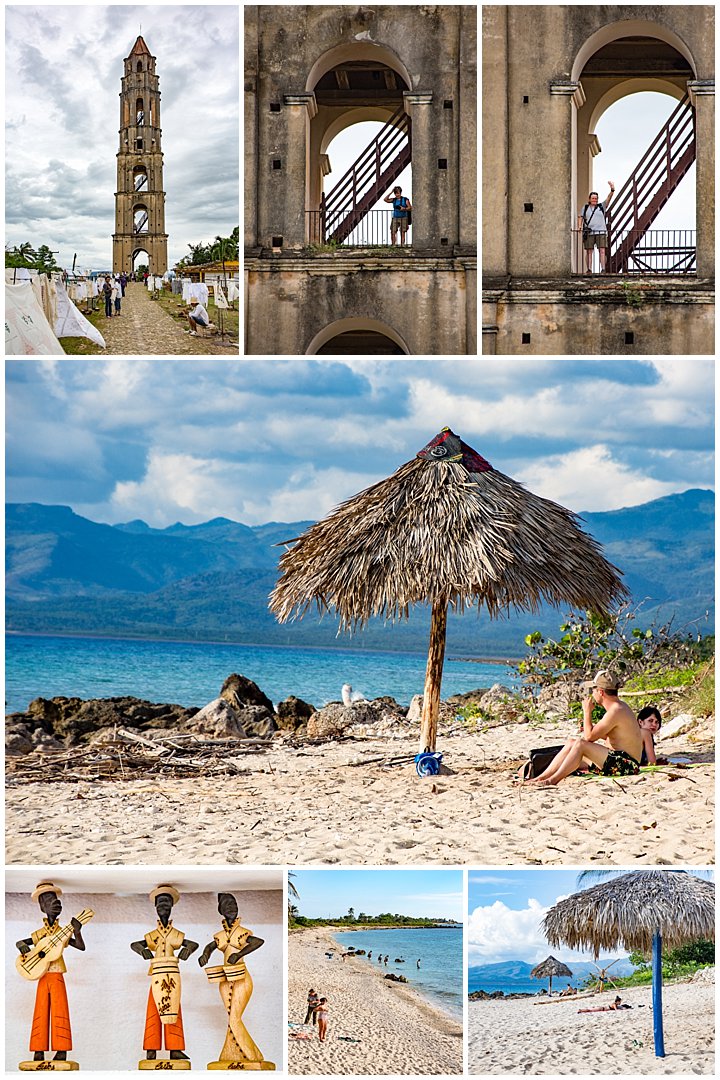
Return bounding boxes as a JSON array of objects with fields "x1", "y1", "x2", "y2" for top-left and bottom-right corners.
[
  {"x1": 305, "y1": 317, "x2": 410, "y2": 354},
  {"x1": 132, "y1": 247, "x2": 150, "y2": 275},
  {"x1": 305, "y1": 43, "x2": 413, "y2": 240},
  {"x1": 571, "y1": 20, "x2": 699, "y2": 272}
]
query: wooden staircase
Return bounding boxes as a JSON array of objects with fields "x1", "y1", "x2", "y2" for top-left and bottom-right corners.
[
  {"x1": 606, "y1": 94, "x2": 695, "y2": 273},
  {"x1": 321, "y1": 106, "x2": 411, "y2": 243}
]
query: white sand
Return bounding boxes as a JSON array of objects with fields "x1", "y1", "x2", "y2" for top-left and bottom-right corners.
[
  {"x1": 5, "y1": 720, "x2": 714, "y2": 864},
  {"x1": 468, "y1": 979, "x2": 715, "y2": 1074},
  {"x1": 288, "y1": 927, "x2": 462, "y2": 1075}
]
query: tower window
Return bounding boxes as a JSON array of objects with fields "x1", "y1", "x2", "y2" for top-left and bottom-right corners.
[
  {"x1": 270, "y1": 102, "x2": 281, "y2": 112},
  {"x1": 272, "y1": 159, "x2": 282, "y2": 170},
  {"x1": 136, "y1": 138, "x2": 144, "y2": 150},
  {"x1": 272, "y1": 236, "x2": 283, "y2": 248},
  {"x1": 523, "y1": 95, "x2": 529, "y2": 104},
  {"x1": 625, "y1": 332, "x2": 634, "y2": 345},
  {"x1": 136, "y1": 61, "x2": 143, "y2": 72},
  {"x1": 522, "y1": 333, "x2": 531, "y2": 344},
  {"x1": 438, "y1": 159, "x2": 448, "y2": 169},
  {"x1": 443, "y1": 100, "x2": 453, "y2": 109},
  {"x1": 524, "y1": 203, "x2": 534, "y2": 212}
]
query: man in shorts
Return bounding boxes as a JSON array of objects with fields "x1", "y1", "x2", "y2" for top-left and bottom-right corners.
[
  {"x1": 186, "y1": 298, "x2": 209, "y2": 336},
  {"x1": 528, "y1": 670, "x2": 642, "y2": 785},
  {"x1": 578, "y1": 182, "x2": 615, "y2": 273},
  {"x1": 384, "y1": 185, "x2": 412, "y2": 246}
]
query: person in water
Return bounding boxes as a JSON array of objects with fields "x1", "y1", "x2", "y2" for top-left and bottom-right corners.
[{"x1": 528, "y1": 671, "x2": 643, "y2": 785}]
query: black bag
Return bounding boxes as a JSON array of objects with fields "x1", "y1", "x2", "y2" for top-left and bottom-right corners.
[
  {"x1": 521, "y1": 745, "x2": 565, "y2": 780},
  {"x1": 406, "y1": 209, "x2": 412, "y2": 227}
]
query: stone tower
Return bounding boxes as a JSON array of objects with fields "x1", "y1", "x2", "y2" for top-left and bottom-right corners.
[{"x1": 113, "y1": 35, "x2": 168, "y2": 274}]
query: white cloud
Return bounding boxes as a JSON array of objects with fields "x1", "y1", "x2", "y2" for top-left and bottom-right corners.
[
  {"x1": 468, "y1": 898, "x2": 592, "y2": 966},
  {"x1": 517, "y1": 444, "x2": 679, "y2": 512}
]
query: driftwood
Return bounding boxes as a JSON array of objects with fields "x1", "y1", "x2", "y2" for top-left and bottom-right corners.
[{"x1": 5, "y1": 731, "x2": 273, "y2": 784}]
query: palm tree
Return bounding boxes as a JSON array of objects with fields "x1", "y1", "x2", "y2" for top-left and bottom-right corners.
[{"x1": 347, "y1": 907, "x2": 355, "y2": 921}]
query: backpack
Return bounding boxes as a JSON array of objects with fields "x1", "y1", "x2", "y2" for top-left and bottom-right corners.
[
  {"x1": 520, "y1": 744, "x2": 566, "y2": 780},
  {"x1": 582, "y1": 202, "x2": 606, "y2": 237}
]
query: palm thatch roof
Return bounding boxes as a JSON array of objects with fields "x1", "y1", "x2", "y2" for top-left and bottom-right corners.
[
  {"x1": 530, "y1": 956, "x2": 573, "y2": 979},
  {"x1": 270, "y1": 428, "x2": 627, "y2": 629},
  {"x1": 543, "y1": 871, "x2": 715, "y2": 958}
]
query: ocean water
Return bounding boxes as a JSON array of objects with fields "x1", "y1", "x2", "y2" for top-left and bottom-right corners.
[
  {"x1": 5, "y1": 633, "x2": 517, "y2": 715},
  {"x1": 333, "y1": 926, "x2": 463, "y2": 1021},
  {"x1": 468, "y1": 973, "x2": 577, "y2": 996}
]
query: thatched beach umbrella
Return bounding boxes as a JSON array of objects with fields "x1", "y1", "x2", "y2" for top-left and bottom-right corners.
[
  {"x1": 530, "y1": 955, "x2": 573, "y2": 994},
  {"x1": 270, "y1": 428, "x2": 627, "y2": 752},
  {"x1": 542, "y1": 870, "x2": 715, "y2": 1057}
]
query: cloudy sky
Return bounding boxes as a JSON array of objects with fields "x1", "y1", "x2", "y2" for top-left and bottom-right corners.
[
  {"x1": 292, "y1": 869, "x2": 463, "y2": 921},
  {"x1": 5, "y1": 2, "x2": 238, "y2": 272},
  {"x1": 468, "y1": 870, "x2": 714, "y2": 967},
  {"x1": 4, "y1": 357, "x2": 714, "y2": 528}
]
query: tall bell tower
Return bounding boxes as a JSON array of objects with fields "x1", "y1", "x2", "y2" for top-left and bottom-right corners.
[{"x1": 112, "y1": 35, "x2": 168, "y2": 274}]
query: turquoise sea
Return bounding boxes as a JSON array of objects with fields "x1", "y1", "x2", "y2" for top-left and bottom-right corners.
[
  {"x1": 5, "y1": 633, "x2": 517, "y2": 714},
  {"x1": 334, "y1": 926, "x2": 463, "y2": 1021}
]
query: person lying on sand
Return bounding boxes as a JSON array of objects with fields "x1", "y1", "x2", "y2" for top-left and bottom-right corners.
[
  {"x1": 638, "y1": 705, "x2": 668, "y2": 766},
  {"x1": 559, "y1": 985, "x2": 577, "y2": 996},
  {"x1": 528, "y1": 671, "x2": 643, "y2": 786},
  {"x1": 315, "y1": 998, "x2": 329, "y2": 1042},
  {"x1": 579, "y1": 995, "x2": 632, "y2": 1012}
]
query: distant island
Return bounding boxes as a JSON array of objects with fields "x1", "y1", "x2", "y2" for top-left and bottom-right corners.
[{"x1": 6, "y1": 489, "x2": 714, "y2": 652}]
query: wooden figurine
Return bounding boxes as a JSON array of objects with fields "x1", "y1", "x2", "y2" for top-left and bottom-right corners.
[
  {"x1": 131, "y1": 885, "x2": 198, "y2": 1070},
  {"x1": 16, "y1": 881, "x2": 94, "y2": 1071},
  {"x1": 198, "y1": 893, "x2": 275, "y2": 1071}
]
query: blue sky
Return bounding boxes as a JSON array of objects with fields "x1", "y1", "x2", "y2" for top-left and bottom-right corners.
[
  {"x1": 468, "y1": 870, "x2": 714, "y2": 967},
  {"x1": 291, "y1": 869, "x2": 463, "y2": 921},
  {"x1": 5, "y1": 358, "x2": 713, "y2": 528}
]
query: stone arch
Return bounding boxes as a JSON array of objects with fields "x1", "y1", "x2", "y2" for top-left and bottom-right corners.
[
  {"x1": 571, "y1": 20, "x2": 696, "y2": 83},
  {"x1": 305, "y1": 317, "x2": 410, "y2": 354},
  {"x1": 132, "y1": 247, "x2": 150, "y2": 272},
  {"x1": 305, "y1": 42, "x2": 412, "y2": 216},
  {"x1": 571, "y1": 19, "x2": 699, "y2": 270},
  {"x1": 305, "y1": 42, "x2": 413, "y2": 94}
]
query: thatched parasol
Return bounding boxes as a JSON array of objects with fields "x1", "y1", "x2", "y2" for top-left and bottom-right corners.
[
  {"x1": 270, "y1": 428, "x2": 627, "y2": 751},
  {"x1": 530, "y1": 955, "x2": 573, "y2": 994},
  {"x1": 543, "y1": 870, "x2": 715, "y2": 1057}
]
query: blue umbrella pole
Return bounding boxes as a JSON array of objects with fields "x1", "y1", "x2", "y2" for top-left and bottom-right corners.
[{"x1": 652, "y1": 929, "x2": 665, "y2": 1057}]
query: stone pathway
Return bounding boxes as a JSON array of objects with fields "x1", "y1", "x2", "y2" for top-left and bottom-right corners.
[{"x1": 96, "y1": 283, "x2": 237, "y2": 354}]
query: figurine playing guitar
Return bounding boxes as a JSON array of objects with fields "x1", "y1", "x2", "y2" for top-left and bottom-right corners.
[{"x1": 16, "y1": 881, "x2": 93, "y2": 1068}]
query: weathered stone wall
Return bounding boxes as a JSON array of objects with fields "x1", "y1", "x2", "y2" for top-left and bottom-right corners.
[
  {"x1": 483, "y1": 280, "x2": 714, "y2": 355},
  {"x1": 246, "y1": 256, "x2": 472, "y2": 354}
]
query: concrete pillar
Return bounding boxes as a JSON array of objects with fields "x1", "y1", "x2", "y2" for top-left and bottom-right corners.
[
  {"x1": 482, "y1": 5, "x2": 508, "y2": 275},
  {"x1": 458, "y1": 5, "x2": 477, "y2": 252},
  {"x1": 464, "y1": 262, "x2": 477, "y2": 353},
  {"x1": 688, "y1": 80, "x2": 714, "y2": 278},
  {"x1": 269, "y1": 92, "x2": 316, "y2": 250},
  {"x1": 403, "y1": 92, "x2": 439, "y2": 250},
  {"x1": 244, "y1": 8, "x2": 258, "y2": 251}
]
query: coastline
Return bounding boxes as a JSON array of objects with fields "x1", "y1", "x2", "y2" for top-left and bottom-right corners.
[
  {"x1": 288, "y1": 926, "x2": 463, "y2": 1075},
  {"x1": 468, "y1": 976, "x2": 715, "y2": 1074}
]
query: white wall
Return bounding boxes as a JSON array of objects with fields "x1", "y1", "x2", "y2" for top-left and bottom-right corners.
[{"x1": 6, "y1": 887, "x2": 284, "y2": 1072}]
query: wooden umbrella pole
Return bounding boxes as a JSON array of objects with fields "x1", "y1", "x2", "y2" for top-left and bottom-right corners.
[{"x1": 419, "y1": 599, "x2": 448, "y2": 753}]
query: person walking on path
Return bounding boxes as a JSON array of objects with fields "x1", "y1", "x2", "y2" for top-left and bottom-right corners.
[{"x1": 578, "y1": 182, "x2": 615, "y2": 274}]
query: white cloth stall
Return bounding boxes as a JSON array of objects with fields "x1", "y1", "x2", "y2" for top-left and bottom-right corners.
[
  {"x1": 5, "y1": 283, "x2": 65, "y2": 354},
  {"x1": 54, "y1": 281, "x2": 106, "y2": 348}
]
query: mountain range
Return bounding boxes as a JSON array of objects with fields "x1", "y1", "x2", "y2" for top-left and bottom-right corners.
[
  {"x1": 468, "y1": 956, "x2": 635, "y2": 987},
  {"x1": 5, "y1": 489, "x2": 714, "y2": 655}
]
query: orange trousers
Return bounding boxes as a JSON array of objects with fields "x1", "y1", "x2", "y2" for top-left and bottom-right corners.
[
  {"x1": 144, "y1": 988, "x2": 185, "y2": 1051},
  {"x1": 30, "y1": 972, "x2": 72, "y2": 1052}
]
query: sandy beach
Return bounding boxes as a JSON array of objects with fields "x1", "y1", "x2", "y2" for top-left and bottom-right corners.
[
  {"x1": 288, "y1": 927, "x2": 462, "y2": 1075},
  {"x1": 5, "y1": 715, "x2": 713, "y2": 865},
  {"x1": 468, "y1": 973, "x2": 715, "y2": 1074}
]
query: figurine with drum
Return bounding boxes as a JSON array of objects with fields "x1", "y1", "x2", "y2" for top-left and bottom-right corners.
[
  {"x1": 130, "y1": 885, "x2": 198, "y2": 1070},
  {"x1": 197, "y1": 893, "x2": 275, "y2": 1071}
]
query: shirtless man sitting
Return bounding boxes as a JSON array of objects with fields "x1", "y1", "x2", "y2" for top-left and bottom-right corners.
[{"x1": 528, "y1": 670, "x2": 643, "y2": 786}]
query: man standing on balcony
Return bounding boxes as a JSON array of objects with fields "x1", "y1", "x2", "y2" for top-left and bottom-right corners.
[
  {"x1": 578, "y1": 182, "x2": 615, "y2": 273},
  {"x1": 384, "y1": 185, "x2": 412, "y2": 246}
]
